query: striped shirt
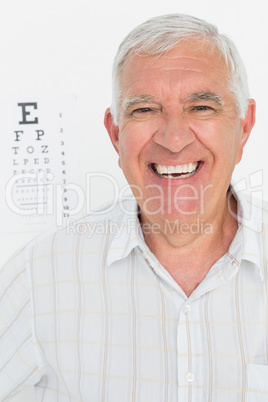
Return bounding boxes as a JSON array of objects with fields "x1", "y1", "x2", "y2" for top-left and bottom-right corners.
[{"x1": 1, "y1": 189, "x2": 268, "y2": 401}]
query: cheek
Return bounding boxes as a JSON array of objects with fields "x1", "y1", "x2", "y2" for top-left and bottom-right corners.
[
  {"x1": 118, "y1": 122, "x2": 157, "y2": 161},
  {"x1": 118, "y1": 135, "x2": 140, "y2": 163},
  {"x1": 191, "y1": 118, "x2": 239, "y2": 152},
  {"x1": 190, "y1": 118, "x2": 223, "y2": 139},
  {"x1": 117, "y1": 133, "x2": 143, "y2": 177},
  {"x1": 234, "y1": 137, "x2": 245, "y2": 164}
]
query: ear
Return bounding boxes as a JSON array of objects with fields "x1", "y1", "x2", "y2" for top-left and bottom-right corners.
[
  {"x1": 104, "y1": 108, "x2": 120, "y2": 155},
  {"x1": 236, "y1": 99, "x2": 256, "y2": 164}
]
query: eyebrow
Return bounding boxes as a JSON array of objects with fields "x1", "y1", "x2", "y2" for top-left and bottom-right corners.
[
  {"x1": 122, "y1": 94, "x2": 156, "y2": 114},
  {"x1": 122, "y1": 90, "x2": 225, "y2": 115},
  {"x1": 184, "y1": 91, "x2": 225, "y2": 106}
]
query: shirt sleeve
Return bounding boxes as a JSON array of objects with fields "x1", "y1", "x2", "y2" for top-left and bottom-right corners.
[{"x1": 0, "y1": 246, "x2": 42, "y2": 401}]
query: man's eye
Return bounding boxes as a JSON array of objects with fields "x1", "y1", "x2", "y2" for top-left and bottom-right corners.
[
  {"x1": 132, "y1": 107, "x2": 152, "y2": 114},
  {"x1": 192, "y1": 105, "x2": 214, "y2": 112}
]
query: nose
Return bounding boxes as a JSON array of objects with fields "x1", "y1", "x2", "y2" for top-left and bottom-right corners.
[{"x1": 153, "y1": 113, "x2": 196, "y2": 153}]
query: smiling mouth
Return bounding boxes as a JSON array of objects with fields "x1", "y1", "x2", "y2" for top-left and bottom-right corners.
[{"x1": 151, "y1": 161, "x2": 202, "y2": 179}]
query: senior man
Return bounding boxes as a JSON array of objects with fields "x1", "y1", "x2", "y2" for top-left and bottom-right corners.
[{"x1": 1, "y1": 13, "x2": 266, "y2": 402}]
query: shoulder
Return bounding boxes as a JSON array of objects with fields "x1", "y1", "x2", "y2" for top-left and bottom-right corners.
[
  {"x1": 236, "y1": 191, "x2": 268, "y2": 229},
  {"x1": 238, "y1": 193, "x2": 268, "y2": 260},
  {"x1": 28, "y1": 197, "x2": 135, "y2": 249},
  {"x1": 20, "y1": 198, "x2": 138, "y2": 281}
]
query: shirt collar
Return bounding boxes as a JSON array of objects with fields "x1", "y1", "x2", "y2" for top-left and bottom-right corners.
[
  {"x1": 230, "y1": 183, "x2": 264, "y2": 280},
  {"x1": 106, "y1": 198, "x2": 148, "y2": 266},
  {"x1": 107, "y1": 185, "x2": 265, "y2": 281}
]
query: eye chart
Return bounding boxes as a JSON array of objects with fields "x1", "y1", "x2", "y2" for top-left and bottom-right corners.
[{"x1": 0, "y1": 95, "x2": 81, "y2": 233}]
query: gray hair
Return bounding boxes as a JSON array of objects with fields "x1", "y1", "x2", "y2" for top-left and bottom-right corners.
[{"x1": 110, "y1": 14, "x2": 250, "y2": 124}]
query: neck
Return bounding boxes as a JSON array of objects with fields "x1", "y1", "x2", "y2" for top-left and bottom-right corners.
[{"x1": 140, "y1": 194, "x2": 238, "y2": 297}]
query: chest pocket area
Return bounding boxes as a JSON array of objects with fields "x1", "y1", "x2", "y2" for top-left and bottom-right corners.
[{"x1": 246, "y1": 364, "x2": 268, "y2": 401}]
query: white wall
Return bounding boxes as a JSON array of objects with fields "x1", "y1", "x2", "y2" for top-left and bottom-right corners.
[{"x1": 1, "y1": 0, "x2": 268, "y2": 400}]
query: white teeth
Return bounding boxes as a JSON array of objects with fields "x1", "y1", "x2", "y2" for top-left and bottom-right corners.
[
  {"x1": 162, "y1": 166, "x2": 168, "y2": 174},
  {"x1": 175, "y1": 165, "x2": 183, "y2": 174},
  {"x1": 155, "y1": 162, "x2": 198, "y2": 177}
]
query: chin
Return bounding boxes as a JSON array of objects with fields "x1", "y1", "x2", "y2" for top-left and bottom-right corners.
[{"x1": 140, "y1": 199, "x2": 203, "y2": 224}]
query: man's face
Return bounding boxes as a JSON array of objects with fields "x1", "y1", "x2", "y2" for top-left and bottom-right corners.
[{"x1": 105, "y1": 40, "x2": 255, "y2": 226}]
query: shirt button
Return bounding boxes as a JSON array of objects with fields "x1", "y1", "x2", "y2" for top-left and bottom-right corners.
[
  {"x1": 185, "y1": 371, "x2": 195, "y2": 383},
  {"x1": 182, "y1": 305, "x2": 191, "y2": 315}
]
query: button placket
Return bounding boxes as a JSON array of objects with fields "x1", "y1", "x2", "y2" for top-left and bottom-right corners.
[{"x1": 177, "y1": 302, "x2": 197, "y2": 399}]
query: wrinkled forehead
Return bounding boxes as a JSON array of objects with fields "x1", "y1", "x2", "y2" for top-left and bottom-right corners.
[
  {"x1": 119, "y1": 38, "x2": 231, "y2": 102},
  {"x1": 120, "y1": 37, "x2": 230, "y2": 81}
]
